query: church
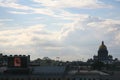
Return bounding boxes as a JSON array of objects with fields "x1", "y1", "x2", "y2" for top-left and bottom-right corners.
[{"x1": 88, "y1": 41, "x2": 117, "y2": 64}]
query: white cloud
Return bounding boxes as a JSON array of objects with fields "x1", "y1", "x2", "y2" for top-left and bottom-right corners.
[
  {"x1": 52, "y1": 10, "x2": 89, "y2": 20},
  {"x1": 0, "y1": 24, "x2": 60, "y2": 46},
  {"x1": 115, "y1": 32, "x2": 120, "y2": 45},
  {"x1": 87, "y1": 19, "x2": 120, "y2": 33},
  {"x1": 0, "y1": 15, "x2": 120, "y2": 61},
  {"x1": 33, "y1": 0, "x2": 112, "y2": 9},
  {"x1": 31, "y1": 8, "x2": 55, "y2": 16},
  {"x1": 0, "y1": 0, "x2": 119, "y2": 61},
  {"x1": 8, "y1": 8, "x2": 55, "y2": 16},
  {"x1": 59, "y1": 16, "x2": 120, "y2": 49},
  {"x1": 0, "y1": 0, "x2": 32, "y2": 10},
  {"x1": 0, "y1": 19, "x2": 13, "y2": 22},
  {"x1": 0, "y1": 23, "x2": 4, "y2": 26},
  {"x1": 0, "y1": 1, "x2": 31, "y2": 10},
  {"x1": 56, "y1": 16, "x2": 120, "y2": 60},
  {"x1": 0, "y1": 0, "x2": 55, "y2": 16},
  {"x1": 0, "y1": 0, "x2": 113, "y2": 18},
  {"x1": 9, "y1": 11, "x2": 31, "y2": 14},
  {"x1": 0, "y1": 0, "x2": 17, "y2": 3}
]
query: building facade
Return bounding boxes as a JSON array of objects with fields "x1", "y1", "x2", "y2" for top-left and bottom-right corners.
[{"x1": 0, "y1": 54, "x2": 112, "y2": 80}]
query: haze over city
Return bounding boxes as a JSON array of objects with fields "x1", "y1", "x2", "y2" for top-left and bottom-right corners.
[{"x1": 0, "y1": 0, "x2": 120, "y2": 61}]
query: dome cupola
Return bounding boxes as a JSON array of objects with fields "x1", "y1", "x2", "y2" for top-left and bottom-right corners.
[{"x1": 99, "y1": 41, "x2": 107, "y2": 50}]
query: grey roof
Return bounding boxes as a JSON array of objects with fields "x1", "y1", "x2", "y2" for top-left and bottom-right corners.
[
  {"x1": 68, "y1": 70, "x2": 109, "y2": 76},
  {"x1": 32, "y1": 66, "x2": 66, "y2": 74},
  {"x1": 32, "y1": 66, "x2": 109, "y2": 76}
]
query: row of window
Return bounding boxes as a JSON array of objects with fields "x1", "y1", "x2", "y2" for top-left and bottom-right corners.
[
  {"x1": 68, "y1": 78, "x2": 111, "y2": 80},
  {"x1": 0, "y1": 78, "x2": 110, "y2": 80},
  {"x1": 70, "y1": 78, "x2": 110, "y2": 80}
]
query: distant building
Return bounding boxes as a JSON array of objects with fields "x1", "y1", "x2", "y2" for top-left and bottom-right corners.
[
  {"x1": 0, "y1": 53, "x2": 118, "y2": 80},
  {"x1": 88, "y1": 41, "x2": 118, "y2": 64},
  {"x1": 94, "y1": 41, "x2": 113, "y2": 64},
  {"x1": 0, "y1": 53, "x2": 30, "y2": 74},
  {"x1": 0, "y1": 65, "x2": 111, "y2": 80}
]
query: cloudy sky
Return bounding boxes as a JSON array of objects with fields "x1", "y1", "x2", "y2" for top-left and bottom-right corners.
[{"x1": 0, "y1": 0, "x2": 120, "y2": 61}]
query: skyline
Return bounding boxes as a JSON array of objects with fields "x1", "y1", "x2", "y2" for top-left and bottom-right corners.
[{"x1": 0, "y1": 0, "x2": 120, "y2": 61}]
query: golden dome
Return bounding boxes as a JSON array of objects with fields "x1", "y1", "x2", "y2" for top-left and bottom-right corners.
[{"x1": 99, "y1": 41, "x2": 107, "y2": 50}]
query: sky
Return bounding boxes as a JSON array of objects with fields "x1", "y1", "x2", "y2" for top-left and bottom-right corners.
[{"x1": 0, "y1": 0, "x2": 120, "y2": 61}]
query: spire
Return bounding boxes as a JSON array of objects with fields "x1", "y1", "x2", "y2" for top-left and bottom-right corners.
[{"x1": 102, "y1": 41, "x2": 104, "y2": 45}]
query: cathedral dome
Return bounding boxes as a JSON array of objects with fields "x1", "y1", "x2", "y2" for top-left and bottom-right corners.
[
  {"x1": 99, "y1": 41, "x2": 107, "y2": 50},
  {"x1": 98, "y1": 41, "x2": 108, "y2": 61}
]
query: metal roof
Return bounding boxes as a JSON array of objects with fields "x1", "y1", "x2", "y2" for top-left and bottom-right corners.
[
  {"x1": 68, "y1": 70, "x2": 109, "y2": 76},
  {"x1": 32, "y1": 66, "x2": 66, "y2": 74}
]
